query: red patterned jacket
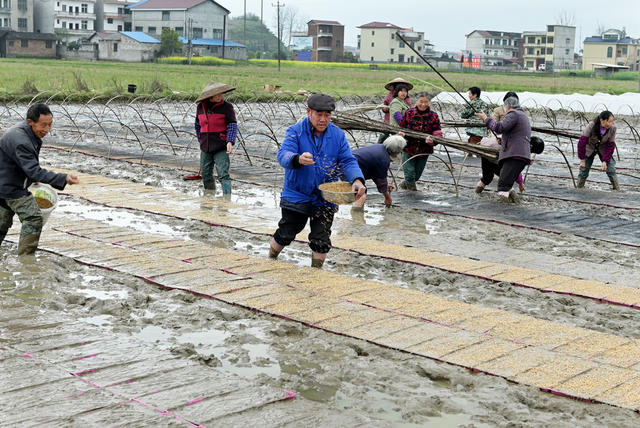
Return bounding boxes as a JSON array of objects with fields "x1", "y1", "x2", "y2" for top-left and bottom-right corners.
[{"x1": 400, "y1": 107, "x2": 442, "y2": 155}]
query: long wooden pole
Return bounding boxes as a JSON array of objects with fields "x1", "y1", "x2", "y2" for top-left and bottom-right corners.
[{"x1": 395, "y1": 31, "x2": 498, "y2": 138}]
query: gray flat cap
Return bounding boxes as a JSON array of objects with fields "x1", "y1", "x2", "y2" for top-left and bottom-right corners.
[{"x1": 307, "y1": 93, "x2": 335, "y2": 112}]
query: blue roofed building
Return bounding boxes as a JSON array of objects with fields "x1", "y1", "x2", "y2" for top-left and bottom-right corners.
[
  {"x1": 178, "y1": 36, "x2": 246, "y2": 60},
  {"x1": 86, "y1": 30, "x2": 160, "y2": 61}
]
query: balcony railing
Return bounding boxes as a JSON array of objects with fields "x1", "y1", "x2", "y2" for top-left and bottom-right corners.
[{"x1": 56, "y1": 11, "x2": 95, "y2": 19}]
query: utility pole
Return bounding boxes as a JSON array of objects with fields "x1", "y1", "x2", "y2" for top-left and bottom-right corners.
[
  {"x1": 273, "y1": 1, "x2": 284, "y2": 72},
  {"x1": 222, "y1": 14, "x2": 226, "y2": 59},
  {"x1": 243, "y1": 0, "x2": 246, "y2": 47},
  {"x1": 187, "y1": 18, "x2": 193, "y2": 65}
]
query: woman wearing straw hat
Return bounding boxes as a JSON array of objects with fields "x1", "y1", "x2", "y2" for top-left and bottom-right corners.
[
  {"x1": 195, "y1": 81, "x2": 237, "y2": 195},
  {"x1": 378, "y1": 77, "x2": 413, "y2": 142}
]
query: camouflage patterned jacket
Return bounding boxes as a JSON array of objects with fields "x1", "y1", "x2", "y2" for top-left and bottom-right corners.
[{"x1": 460, "y1": 98, "x2": 491, "y2": 137}]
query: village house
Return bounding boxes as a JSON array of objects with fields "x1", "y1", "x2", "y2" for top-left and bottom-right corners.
[
  {"x1": 34, "y1": 0, "x2": 97, "y2": 42},
  {"x1": 0, "y1": 0, "x2": 34, "y2": 32},
  {"x1": 357, "y1": 21, "x2": 433, "y2": 64},
  {"x1": 306, "y1": 20, "x2": 344, "y2": 62},
  {"x1": 95, "y1": 0, "x2": 134, "y2": 32},
  {"x1": 129, "y1": 0, "x2": 228, "y2": 40},
  {"x1": 523, "y1": 24, "x2": 576, "y2": 71},
  {"x1": 179, "y1": 36, "x2": 247, "y2": 60},
  {"x1": 0, "y1": 30, "x2": 56, "y2": 58},
  {"x1": 464, "y1": 30, "x2": 522, "y2": 67},
  {"x1": 86, "y1": 30, "x2": 159, "y2": 61},
  {"x1": 582, "y1": 28, "x2": 639, "y2": 72}
]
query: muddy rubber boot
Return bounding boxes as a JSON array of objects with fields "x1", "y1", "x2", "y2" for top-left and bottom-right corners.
[
  {"x1": 610, "y1": 177, "x2": 621, "y2": 191},
  {"x1": 268, "y1": 246, "x2": 281, "y2": 260},
  {"x1": 508, "y1": 189, "x2": 520, "y2": 204},
  {"x1": 203, "y1": 181, "x2": 216, "y2": 191},
  {"x1": 268, "y1": 238, "x2": 283, "y2": 260},
  {"x1": 497, "y1": 191, "x2": 511, "y2": 203},
  {"x1": 475, "y1": 181, "x2": 485, "y2": 194},
  {"x1": 399, "y1": 181, "x2": 407, "y2": 190},
  {"x1": 17, "y1": 233, "x2": 40, "y2": 255},
  {"x1": 221, "y1": 181, "x2": 232, "y2": 196},
  {"x1": 406, "y1": 182, "x2": 417, "y2": 191},
  {"x1": 311, "y1": 257, "x2": 325, "y2": 268},
  {"x1": 576, "y1": 178, "x2": 586, "y2": 188}
]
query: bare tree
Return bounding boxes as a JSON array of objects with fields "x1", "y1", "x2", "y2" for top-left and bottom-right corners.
[
  {"x1": 595, "y1": 21, "x2": 606, "y2": 37},
  {"x1": 276, "y1": 5, "x2": 307, "y2": 48},
  {"x1": 556, "y1": 10, "x2": 576, "y2": 26}
]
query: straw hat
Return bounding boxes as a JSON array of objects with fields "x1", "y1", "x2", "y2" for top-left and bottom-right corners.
[
  {"x1": 384, "y1": 77, "x2": 413, "y2": 91},
  {"x1": 196, "y1": 81, "x2": 236, "y2": 103}
]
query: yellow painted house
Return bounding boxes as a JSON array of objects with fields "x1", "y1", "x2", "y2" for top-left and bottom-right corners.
[{"x1": 582, "y1": 29, "x2": 639, "y2": 71}]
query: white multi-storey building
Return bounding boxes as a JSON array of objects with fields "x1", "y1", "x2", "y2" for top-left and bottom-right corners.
[
  {"x1": 523, "y1": 24, "x2": 576, "y2": 70},
  {"x1": 34, "y1": 0, "x2": 96, "y2": 41},
  {"x1": 96, "y1": 0, "x2": 134, "y2": 32},
  {"x1": 129, "y1": 0, "x2": 229, "y2": 40},
  {"x1": 0, "y1": 0, "x2": 35, "y2": 32},
  {"x1": 465, "y1": 30, "x2": 522, "y2": 66}
]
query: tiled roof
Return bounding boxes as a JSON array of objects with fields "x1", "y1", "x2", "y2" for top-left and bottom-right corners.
[
  {"x1": 0, "y1": 31, "x2": 57, "y2": 40},
  {"x1": 308, "y1": 20, "x2": 342, "y2": 26},
  {"x1": 584, "y1": 36, "x2": 637, "y2": 44},
  {"x1": 357, "y1": 22, "x2": 401, "y2": 29},
  {"x1": 120, "y1": 31, "x2": 160, "y2": 43},
  {"x1": 129, "y1": 0, "x2": 228, "y2": 12}
]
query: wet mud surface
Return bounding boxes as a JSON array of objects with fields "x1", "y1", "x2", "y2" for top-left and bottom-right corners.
[{"x1": 2, "y1": 102, "x2": 640, "y2": 426}]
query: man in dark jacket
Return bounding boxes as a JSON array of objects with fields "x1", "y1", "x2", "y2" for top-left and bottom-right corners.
[
  {"x1": 0, "y1": 103, "x2": 79, "y2": 255},
  {"x1": 351, "y1": 135, "x2": 406, "y2": 208},
  {"x1": 476, "y1": 96, "x2": 531, "y2": 203}
]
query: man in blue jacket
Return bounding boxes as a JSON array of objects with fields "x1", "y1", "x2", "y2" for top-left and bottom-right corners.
[
  {"x1": 0, "y1": 103, "x2": 79, "y2": 255},
  {"x1": 268, "y1": 94, "x2": 366, "y2": 268}
]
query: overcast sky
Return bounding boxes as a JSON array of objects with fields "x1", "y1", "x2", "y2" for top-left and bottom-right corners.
[{"x1": 218, "y1": 0, "x2": 640, "y2": 52}]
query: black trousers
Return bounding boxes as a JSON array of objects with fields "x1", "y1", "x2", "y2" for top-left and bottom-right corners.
[
  {"x1": 480, "y1": 158, "x2": 501, "y2": 186},
  {"x1": 497, "y1": 158, "x2": 528, "y2": 192},
  {"x1": 273, "y1": 206, "x2": 337, "y2": 254}
]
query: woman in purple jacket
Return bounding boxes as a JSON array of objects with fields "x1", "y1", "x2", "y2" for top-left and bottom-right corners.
[
  {"x1": 577, "y1": 111, "x2": 618, "y2": 190},
  {"x1": 476, "y1": 96, "x2": 531, "y2": 203}
]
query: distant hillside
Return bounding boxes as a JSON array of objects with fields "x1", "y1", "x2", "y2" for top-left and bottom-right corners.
[{"x1": 228, "y1": 13, "x2": 290, "y2": 59}]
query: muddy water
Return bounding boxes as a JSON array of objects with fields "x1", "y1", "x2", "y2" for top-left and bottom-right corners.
[
  {"x1": 2, "y1": 188, "x2": 639, "y2": 425},
  {"x1": 2, "y1": 102, "x2": 640, "y2": 425},
  {"x1": 2, "y1": 243, "x2": 635, "y2": 427}
]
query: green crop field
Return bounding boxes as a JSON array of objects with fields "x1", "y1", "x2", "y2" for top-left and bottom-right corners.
[{"x1": 0, "y1": 58, "x2": 638, "y2": 101}]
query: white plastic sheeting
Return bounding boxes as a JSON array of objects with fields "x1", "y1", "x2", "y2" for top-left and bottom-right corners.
[{"x1": 432, "y1": 91, "x2": 640, "y2": 115}]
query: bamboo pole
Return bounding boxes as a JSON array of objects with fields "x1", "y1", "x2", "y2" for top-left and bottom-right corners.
[{"x1": 332, "y1": 111, "x2": 499, "y2": 162}]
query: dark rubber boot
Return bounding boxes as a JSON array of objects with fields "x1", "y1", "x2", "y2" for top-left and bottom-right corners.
[
  {"x1": 577, "y1": 178, "x2": 586, "y2": 188},
  {"x1": 17, "y1": 233, "x2": 40, "y2": 255},
  {"x1": 610, "y1": 177, "x2": 621, "y2": 191},
  {"x1": 203, "y1": 181, "x2": 216, "y2": 191},
  {"x1": 311, "y1": 257, "x2": 324, "y2": 268}
]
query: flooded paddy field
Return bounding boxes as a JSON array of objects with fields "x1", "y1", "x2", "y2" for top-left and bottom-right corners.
[{"x1": 2, "y1": 99, "x2": 640, "y2": 426}]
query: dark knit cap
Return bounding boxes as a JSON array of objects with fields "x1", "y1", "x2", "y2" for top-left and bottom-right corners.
[{"x1": 307, "y1": 93, "x2": 335, "y2": 112}]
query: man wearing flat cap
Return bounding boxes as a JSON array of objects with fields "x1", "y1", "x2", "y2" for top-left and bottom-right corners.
[{"x1": 268, "y1": 93, "x2": 366, "y2": 268}]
